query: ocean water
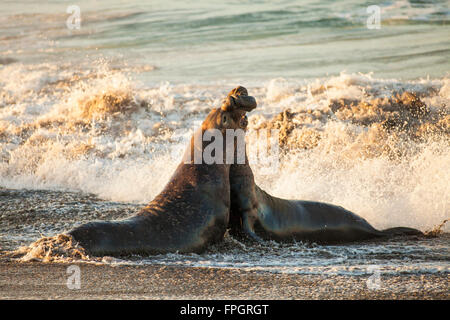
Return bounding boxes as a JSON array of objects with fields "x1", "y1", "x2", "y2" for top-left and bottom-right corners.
[
  {"x1": 2, "y1": 0, "x2": 449, "y2": 82},
  {"x1": 0, "y1": 0, "x2": 449, "y2": 276}
]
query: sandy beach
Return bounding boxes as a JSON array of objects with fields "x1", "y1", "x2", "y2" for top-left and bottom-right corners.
[{"x1": 0, "y1": 260, "x2": 448, "y2": 300}]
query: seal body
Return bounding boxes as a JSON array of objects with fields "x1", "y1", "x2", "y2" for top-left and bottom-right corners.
[
  {"x1": 69, "y1": 161, "x2": 230, "y2": 255},
  {"x1": 68, "y1": 86, "x2": 257, "y2": 256},
  {"x1": 229, "y1": 150, "x2": 422, "y2": 244}
]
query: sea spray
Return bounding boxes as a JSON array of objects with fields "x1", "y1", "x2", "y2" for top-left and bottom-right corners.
[{"x1": 1, "y1": 69, "x2": 449, "y2": 232}]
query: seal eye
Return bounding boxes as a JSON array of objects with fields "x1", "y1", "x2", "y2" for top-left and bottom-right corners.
[{"x1": 239, "y1": 115, "x2": 248, "y2": 128}]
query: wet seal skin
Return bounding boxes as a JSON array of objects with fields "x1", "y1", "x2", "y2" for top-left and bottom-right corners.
[
  {"x1": 68, "y1": 85, "x2": 423, "y2": 257},
  {"x1": 68, "y1": 86, "x2": 256, "y2": 256},
  {"x1": 229, "y1": 106, "x2": 423, "y2": 244}
]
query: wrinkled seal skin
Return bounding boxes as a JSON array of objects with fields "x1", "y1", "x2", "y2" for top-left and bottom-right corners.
[
  {"x1": 68, "y1": 86, "x2": 256, "y2": 256},
  {"x1": 229, "y1": 120, "x2": 423, "y2": 245}
]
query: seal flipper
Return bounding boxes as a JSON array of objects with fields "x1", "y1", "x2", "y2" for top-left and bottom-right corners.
[
  {"x1": 68, "y1": 217, "x2": 152, "y2": 256},
  {"x1": 242, "y1": 213, "x2": 264, "y2": 242},
  {"x1": 381, "y1": 227, "x2": 423, "y2": 237},
  {"x1": 228, "y1": 198, "x2": 264, "y2": 243}
]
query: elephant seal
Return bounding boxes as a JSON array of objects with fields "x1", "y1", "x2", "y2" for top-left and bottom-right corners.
[
  {"x1": 229, "y1": 118, "x2": 423, "y2": 244},
  {"x1": 68, "y1": 86, "x2": 257, "y2": 256}
]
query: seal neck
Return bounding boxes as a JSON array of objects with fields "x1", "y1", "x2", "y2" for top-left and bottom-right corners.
[{"x1": 181, "y1": 127, "x2": 244, "y2": 166}]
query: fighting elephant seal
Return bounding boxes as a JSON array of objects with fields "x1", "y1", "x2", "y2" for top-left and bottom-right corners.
[
  {"x1": 229, "y1": 114, "x2": 423, "y2": 244},
  {"x1": 68, "y1": 86, "x2": 256, "y2": 256}
]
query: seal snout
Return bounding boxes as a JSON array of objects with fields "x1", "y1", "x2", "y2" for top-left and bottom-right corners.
[{"x1": 221, "y1": 86, "x2": 257, "y2": 112}]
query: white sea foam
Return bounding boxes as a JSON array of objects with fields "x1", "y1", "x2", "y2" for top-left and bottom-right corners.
[{"x1": 0, "y1": 65, "x2": 448, "y2": 233}]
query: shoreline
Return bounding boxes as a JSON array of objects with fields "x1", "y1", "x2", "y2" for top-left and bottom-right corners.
[{"x1": 0, "y1": 261, "x2": 448, "y2": 300}]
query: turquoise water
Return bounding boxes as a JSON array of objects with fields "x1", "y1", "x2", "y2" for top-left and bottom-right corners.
[{"x1": 1, "y1": 0, "x2": 449, "y2": 82}]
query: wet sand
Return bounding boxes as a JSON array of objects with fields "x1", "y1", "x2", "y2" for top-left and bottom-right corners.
[{"x1": 0, "y1": 260, "x2": 448, "y2": 300}]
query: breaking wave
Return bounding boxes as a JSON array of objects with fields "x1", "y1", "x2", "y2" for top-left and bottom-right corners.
[{"x1": 0, "y1": 64, "x2": 449, "y2": 232}]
